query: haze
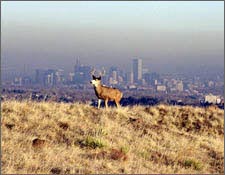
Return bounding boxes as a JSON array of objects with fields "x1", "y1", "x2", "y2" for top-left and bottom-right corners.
[{"x1": 1, "y1": 1, "x2": 224, "y2": 75}]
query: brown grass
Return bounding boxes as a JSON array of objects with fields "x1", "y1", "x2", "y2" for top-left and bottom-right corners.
[{"x1": 1, "y1": 100, "x2": 224, "y2": 174}]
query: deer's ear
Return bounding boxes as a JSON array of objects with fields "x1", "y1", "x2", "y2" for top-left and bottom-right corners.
[
  {"x1": 92, "y1": 75, "x2": 96, "y2": 79},
  {"x1": 98, "y1": 76, "x2": 101, "y2": 80}
]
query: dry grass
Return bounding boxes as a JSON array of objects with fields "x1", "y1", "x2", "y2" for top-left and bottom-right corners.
[{"x1": 1, "y1": 100, "x2": 224, "y2": 174}]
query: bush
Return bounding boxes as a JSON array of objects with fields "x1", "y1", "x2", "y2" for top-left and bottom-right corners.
[
  {"x1": 184, "y1": 159, "x2": 203, "y2": 170},
  {"x1": 76, "y1": 136, "x2": 105, "y2": 149}
]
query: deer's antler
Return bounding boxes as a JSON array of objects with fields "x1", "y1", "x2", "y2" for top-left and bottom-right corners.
[
  {"x1": 90, "y1": 68, "x2": 96, "y2": 76},
  {"x1": 99, "y1": 67, "x2": 106, "y2": 77}
]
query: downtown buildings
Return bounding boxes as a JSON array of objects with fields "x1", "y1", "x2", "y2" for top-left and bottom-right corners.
[
  {"x1": 4, "y1": 57, "x2": 223, "y2": 100},
  {"x1": 35, "y1": 69, "x2": 64, "y2": 86}
]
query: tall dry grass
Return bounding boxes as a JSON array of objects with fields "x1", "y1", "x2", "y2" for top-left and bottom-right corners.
[{"x1": 1, "y1": 100, "x2": 224, "y2": 174}]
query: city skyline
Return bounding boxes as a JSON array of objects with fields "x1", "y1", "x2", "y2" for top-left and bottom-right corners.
[
  {"x1": 2, "y1": 57, "x2": 224, "y2": 108},
  {"x1": 2, "y1": 1, "x2": 224, "y2": 76}
]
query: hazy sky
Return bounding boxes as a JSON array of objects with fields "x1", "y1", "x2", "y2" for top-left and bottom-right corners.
[{"x1": 2, "y1": 1, "x2": 224, "y2": 74}]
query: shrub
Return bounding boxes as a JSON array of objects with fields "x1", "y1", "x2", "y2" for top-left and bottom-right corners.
[
  {"x1": 76, "y1": 136, "x2": 105, "y2": 149},
  {"x1": 184, "y1": 159, "x2": 203, "y2": 170}
]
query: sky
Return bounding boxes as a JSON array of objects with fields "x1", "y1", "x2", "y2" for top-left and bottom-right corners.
[{"x1": 1, "y1": 1, "x2": 224, "y2": 75}]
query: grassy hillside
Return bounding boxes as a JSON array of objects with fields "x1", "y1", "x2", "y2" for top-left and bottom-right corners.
[{"x1": 1, "y1": 101, "x2": 224, "y2": 174}]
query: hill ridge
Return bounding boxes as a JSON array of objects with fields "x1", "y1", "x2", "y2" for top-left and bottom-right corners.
[{"x1": 2, "y1": 101, "x2": 224, "y2": 174}]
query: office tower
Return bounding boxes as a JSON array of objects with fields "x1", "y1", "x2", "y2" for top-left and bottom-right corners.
[
  {"x1": 176, "y1": 81, "x2": 184, "y2": 92},
  {"x1": 126, "y1": 71, "x2": 134, "y2": 84},
  {"x1": 35, "y1": 69, "x2": 46, "y2": 86},
  {"x1": 55, "y1": 69, "x2": 64, "y2": 84},
  {"x1": 74, "y1": 59, "x2": 92, "y2": 84},
  {"x1": 112, "y1": 70, "x2": 117, "y2": 81},
  {"x1": 45, "y1": 69, "x2": 57, "y2": 86},
  {"x1": 132, "y1": 58, "x2": 142, "y2": 83},
  {"x1": 69, "y1": 73, "x2": 75, "y2": 82}
]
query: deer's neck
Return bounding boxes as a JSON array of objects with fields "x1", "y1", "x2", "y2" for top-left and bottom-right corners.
[{"x1": 94, "y1": 85, "x2": 103, "y2": 95}]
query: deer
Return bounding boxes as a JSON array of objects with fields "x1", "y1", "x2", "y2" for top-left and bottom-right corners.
[{"x1": 90, "y1": 68, "x2": 123, "y2": 109}]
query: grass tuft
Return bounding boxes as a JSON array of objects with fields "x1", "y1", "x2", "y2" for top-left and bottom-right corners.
[
  {"x1": 76, "y1": 136, "x2": 105, "y2": 149},
  {"x1": 184, "y1": 159, "x2": 203, "y2": 170}
]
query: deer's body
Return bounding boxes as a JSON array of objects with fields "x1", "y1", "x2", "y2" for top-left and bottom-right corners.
[{"x1": 90, "y1": 75, "x2": 123, "y2": 108}]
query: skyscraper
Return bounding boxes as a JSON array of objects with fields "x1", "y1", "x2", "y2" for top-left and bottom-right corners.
[
  {"x1": 126, "y1": 71, "x2": 134, "y2": 84},
  {"x1": 74, "y1": 59, "x2": 92, "y2": 84},
  {"x1": 132, "y1": 58, "x2": 142, "y2": 83},
  {"x1": 35, "y1": 69, "x2": 46, "y2": 86}
]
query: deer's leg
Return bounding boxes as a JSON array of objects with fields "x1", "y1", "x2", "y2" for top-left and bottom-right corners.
[
  {"x1": 115, "y1": 100, "x2": 120, "y2": 108},
  {"x1": 98, "y1": 99, "x2": 101, "y2": 109},
  {"x1": 105, "y1": 99, "x2": 109, "y2": 108}
]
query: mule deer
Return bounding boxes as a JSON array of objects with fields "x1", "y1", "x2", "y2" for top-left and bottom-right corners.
[{"x1": 90, "y1": 69, "x2": 123, "y2": 109}]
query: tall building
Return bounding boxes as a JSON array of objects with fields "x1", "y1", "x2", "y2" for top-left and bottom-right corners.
[
  {"x1": 143, "y1": 72, "x2": 159, "y2": 86},
  {"x1": 126, "y1": 72, "x2": 134, "y2": 84},
  {"x1": 69, "y1": 73, "x2": 75, "y2": 82},
  {"x1": 74, "y1": 59, "x2": 92, "y2": 84},
  {"x1": 45, "y1": 69, "x2": 57, "y2": 86},
  {"x1": 35, "y1": 69, "x2": 57, "y2": 86},
  {"x1": 35, "y1": 69, "x2": 46, "y2": 86},
  {"x1": 55, "y1": 69, "x2": 64, "y2": 85},
  {"x1": 176, "y1": 81, "x2": 184, "y2": 92},
  {"x1": 112, "y1": 71, "x2": 117, "y2": 81},
  {"x1": 132, "y1": 58, "x2": 142, "y2": 83}
]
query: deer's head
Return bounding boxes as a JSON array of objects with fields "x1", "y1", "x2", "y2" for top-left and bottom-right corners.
[
  {"x1": 90, "y1": 69, "x2": 102, "y2": 87},
  {"x1": 90, "y1": 75, "x2": 101, "y2": 87}
]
